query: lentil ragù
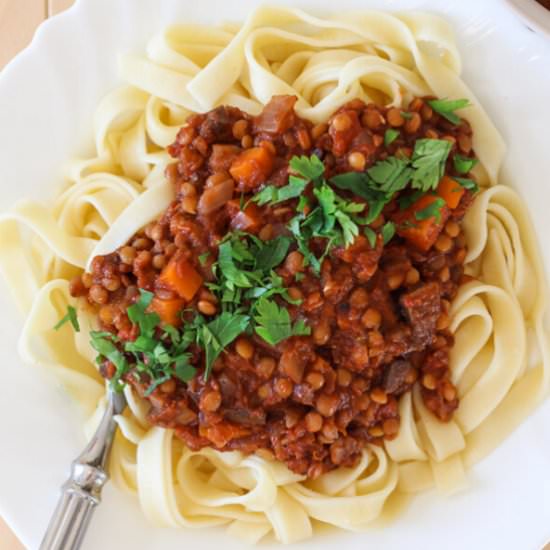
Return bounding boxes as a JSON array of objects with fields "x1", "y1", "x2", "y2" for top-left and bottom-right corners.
[{"x1": 69, "y1": 94, "x2": 477, "y2": 479}]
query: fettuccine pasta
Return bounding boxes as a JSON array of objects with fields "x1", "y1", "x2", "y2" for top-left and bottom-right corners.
[{"x1": 0, "y1": 6, "x2": 548, "y2": 544}]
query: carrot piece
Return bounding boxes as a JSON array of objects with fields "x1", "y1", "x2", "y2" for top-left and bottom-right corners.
[
  {"x1": 150, "y1": 297, "x2": 185, "y2": 326},
  {"x1": 199, "y1": 423, "x2": 251, "y2": 448},
  {"x1": 394, "y1": 194, "x2": 450, "y2": 252},
  {"x1": 437, "y1": 175, "x2": 465, "y2": 209},
  {"x1": 229, "y1": 146, "x2": 274, "y2": 191},
  {"x1": 226, "y1": 199, "x2": 262, "y2": 232},
  {"x1": 158, "y1": 256, "x2": 203, "y2": 301}
]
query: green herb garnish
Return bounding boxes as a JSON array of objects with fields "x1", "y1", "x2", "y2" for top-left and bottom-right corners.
[
  {"x1": 54, "y1": 305, "x2": 80, "y2": 332},
  {"x1": 410, "y1": 139, "x2": 452, "y2": 192},
  {"x1": 127, "y1": 290, "x2": 160, "y2": 336},
  {"x1": 198, "y1": 312, "x2": 250, "y2": 379},
  {"x1": 367, "y1": 156, "x2": 412, "y2": 194},
  {"x1": 453, "y1": 154, "x2": 478, "y2": 174},
  {"x1": 252, "y1": 176, "x2": 308, "y2": 206},
  {"x1": 289, "y1": 154, "x2": 325, "y2": 181},
  {"x1": 198, "y1": 251, "x2": 210, "y2": 266},
  {"x1": 254, "y1": 297, "x2": 310, "y2": 346},
  {"x1": 398, "y1": 190, "x2": 424, "y2": 210},
  {"x1": 453, "y1": 176, "x2": 479, "y2": 193},
  {"x1": 427, "y1": 98, "x2": 470, "y2": 125},
  {"x1": 384, "y1": 128, "x2": 400, "y2": 147},
  {"x1": 363, "y1": 226, "x2": 378, "y2": 248},
  {"x1": 414, "y1": 197, "x2": 447, "y2": 223},
  {"x1": 381, "y1": 221, "x2": 396, "y2": 244}
]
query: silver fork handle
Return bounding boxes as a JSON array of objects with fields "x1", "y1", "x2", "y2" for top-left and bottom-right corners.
[
  {"x1": 40, "y1": 390, "x2": 126, "y2": 550},
  {"x1": 40, "y1": 482, "x2": 99, "y2": 550}
]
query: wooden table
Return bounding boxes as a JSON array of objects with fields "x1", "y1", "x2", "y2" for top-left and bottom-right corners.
[
  {"x1": 0, "y1": 2, "x2": 77, "y2": 548},
  {"x1": 0, "y1": 1, "x2": 549, "y2": 549}
]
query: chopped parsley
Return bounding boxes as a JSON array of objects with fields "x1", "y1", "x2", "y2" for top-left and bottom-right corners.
[
  {"x1": 381, "y1": 221, "x2": 396, "y2": 244},
  {"x1": 398, "y1": 190, "x2": 424, "y2": 210},
  {"x1": 400, "y1": 111, "x2": 413, "y2": 120},
  {"x1": 289, "y1": 154, "x2": 325, "y2": 181},
  {"x1": 363, "y1": 226, "x2": 378, "y2": 248},
  {"x1": 63, "y1": 136, "x2": 476, "y2": 394},
  {"x1": 254, "y1": 297, "x2": 310, "y2": 346},
  {"x1": 54, "y1": 305, "x2": 80, "y2": 332},
  {"x1": 207, "y1": 231, "x2": 309, "y2": 350},
  {"x1": 410, "y1": 139, "x2": 453, "y2": 192},
  {"x1": 198, "y1": 312, "x2": 250, "y2": 379},
  {"x1": 414, "y1": 197, "x2": 447, "y2": 223},
  {"x1": 367, "y1": 156, "x2": 412, "y2": 194},
  {"x1": 198, "y1": 251, "x2": 210, "y2": 265},
  {"x1": 251, "y1": 176, "x2": 308, "y2": 206},
  {"x1": 87, "y1": 290, "x2": 200, "y2": 392},
  {"x1": 427, "y1": 98, "x2": 470, "y2": 125},
  {"x1": 384, "y1": 128, "x2": 400, "y2": 147},
  {"x1": 453, "y1": 176, "x2": 479, "y2": 193},
  {"x1": 256, "y1": 155, "x2": 367, "y2": 274},
  {"x1": 453, "y1": 154, "x2": 478, "y2": 174},
  {"x1": 331, "y1": 138, "x2": 455, "y2": 223}
]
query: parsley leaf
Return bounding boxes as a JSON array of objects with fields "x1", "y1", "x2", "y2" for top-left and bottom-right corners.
[
  {"x1": 174, "y1": 358, "x2": 196, "y2": 383},
  {"x1": 252, "y1": 175, "x2": 308, "y2": 206},
  {"x1": 384, "y1": 128, "x2": 400, "y2": 147},
  {"x1": 415, "y1": 197, "x2": 447, "y2": 223},
  {"x1": 289, "y1": 155, "x2": 325, "y2": 181},
  {"x1": 199, "y1": 312, "x2": 250, "y2": 379},
  {"x1": 90, "y1": 330, "x2": 127, "y2": 390},
  {"x1": 453, "y1": 176, "x2": 479, "y2": 193},
  {"x1": 143, "y1": 374, "x2": 173, "y2": 396},
  {"x1": 198, "y1": 251, "x2": 210, "y2": 266},
  {"x1": 381, "y1": 221, "x2": 396, "y2": 244},
  {"x1": 398, "y1": 190, "x2": 424, "y2": 210},
  {"x1": 330, "y1": 172, "x2": 373, "y2": 199},
  {"x1": 314, "y1": 183, "x2": 362, "y2": 246},
  {"x1": 127, "y1": 289, "x2": 160, "y2": 336},
  {"x1": 54, "y1": 305, "x2": 80, "y2": 332},
  {"x1": 329, "y1": 173, "x2": 387, "y2": 224},
  {"x1": 364, "y1": 226, "x2": 377, "y2": 248},
  {"x1": 401, "y1": 111, "x2": 413, "y2": 120},
  {"x1": 255, "y1": 236, "x2": 291, "y2": 272},
  {"x1": 367, "y1": 156, "x2": 412, "y2": 193},
  {"x1": 218, "y1": 240, "x2": 259, "y2": 289},
  {"x1": 411, "y1": 139, "x2": 452, "y2": 192},
  {"x1": 254, "y1": 298, "x2": 310, "y2": 345},
  {"x1": 453, "y1": 154, "x2": 478, "y2": 174},
  {"x1": 427, "y1": 98, "x2": 470, "y2": 125}
]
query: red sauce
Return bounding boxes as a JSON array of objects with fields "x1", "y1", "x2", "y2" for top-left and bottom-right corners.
[{"x1": 71, "y1": 96, "x2": 476, "y2": 478}]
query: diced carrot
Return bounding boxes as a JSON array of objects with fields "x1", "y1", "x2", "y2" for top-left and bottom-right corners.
[
  {"x1": 394, "y1": 194, "x2": 450, "y2": 252},
  {"x1": 437, "y1": 175, "x2": 465, "y2": 209},
  {"x1": 226, "y1": 199, "x2": 262, "y2": 232},
  {"x1": 158, "y1": 256, "x2": 203, "y2": 301},
  {"x1": 150, "y1": 296, "x2": 185, "y2": 326},
  {"x1": 229, "y1": 147, "x2": 274, "y2": 191},
  {"x1": 199, "y1": 423, "x2": 251, "y2": 448}
]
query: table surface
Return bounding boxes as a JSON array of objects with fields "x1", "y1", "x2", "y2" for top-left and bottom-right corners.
[{"x1": 0, "y1": 1, "x2": 549, "y2": 549}]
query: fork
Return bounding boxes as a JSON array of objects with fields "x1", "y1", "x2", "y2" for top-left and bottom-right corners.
[{"x1": 39, "y1": 389, "x2": 126, "y2": 550}]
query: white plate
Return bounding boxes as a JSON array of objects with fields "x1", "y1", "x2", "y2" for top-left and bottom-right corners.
[
  {"x1": 1, "y1": 0, "x2": 550, "y2": 549},
  {"x1": 506, "y1": 0, "x2": 550, "y2": 38}
]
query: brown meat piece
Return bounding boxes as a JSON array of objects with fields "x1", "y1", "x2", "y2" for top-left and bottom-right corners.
[{"x1": 400, "y1": 282, "x2": 441, "y2": 346}]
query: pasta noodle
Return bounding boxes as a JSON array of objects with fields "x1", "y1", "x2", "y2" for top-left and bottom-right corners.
[{"x1": 0, "y1": 6, "x2": 548, "y2": 543}]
